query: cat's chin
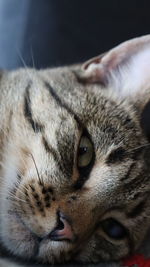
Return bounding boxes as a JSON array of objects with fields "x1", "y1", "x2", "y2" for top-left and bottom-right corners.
[{"x1": 37, "y1": 239, "x2": 74, "y2": 264}]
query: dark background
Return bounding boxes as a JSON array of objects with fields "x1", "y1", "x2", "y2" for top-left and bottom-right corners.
[{"x1": 0, "y1": 0, "x2": 149, "y2": 69}]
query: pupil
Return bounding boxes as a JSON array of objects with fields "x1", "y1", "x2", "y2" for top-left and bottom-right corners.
[
  {"x1": 102, "y1": 218, "x2": 126, "y2": 239},
  {"x1": 109, "y1": 224, "x2": 123, "y2": 238},
  {"x1": 79, "y1": 147, "x2": 87, "y2": 155}
]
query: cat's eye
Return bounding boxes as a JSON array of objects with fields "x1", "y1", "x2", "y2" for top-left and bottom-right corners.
[
  {"x1": 101, "y1": 218, "x2": 127, "y2": 240},
  {"x1": 78, "y1": 135, "x2": 94, "y2": 169}
]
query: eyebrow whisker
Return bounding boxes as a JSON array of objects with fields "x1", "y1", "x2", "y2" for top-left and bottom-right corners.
[
  {"x1": 29, "y1": 153, "x2": 43, "y2": 185},
  {"x1": 127, "y1": 143, "x2": 150, "y2": 154}
]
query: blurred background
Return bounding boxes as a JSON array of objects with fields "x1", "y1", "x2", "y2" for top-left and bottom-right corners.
[{"x1": 0, "y1": 0, "x2": 149, "y2": 69}]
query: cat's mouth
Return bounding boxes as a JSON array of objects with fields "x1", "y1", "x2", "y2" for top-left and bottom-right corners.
[
  {"x1": 1, "y1": 191, "x2": 88, "y2": 263},
  {"x1": 0, "y1": 207, "x2": 77, "y2": 263}
]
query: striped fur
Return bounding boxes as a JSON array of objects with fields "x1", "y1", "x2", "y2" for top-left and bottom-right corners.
[{"x1": 0, "y1": 36, "x2": 150, "y2": 265}]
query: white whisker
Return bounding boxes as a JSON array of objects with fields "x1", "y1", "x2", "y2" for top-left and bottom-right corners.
[
  {"x1": 15, "y1": 46, "x2": 33, "y2": 81},
  {"x1": 30, "y1": 45, "x2": 35, "y2": 69},
  {"x1": 127, "y1": 143, "x2": 150, "y2": 153}
]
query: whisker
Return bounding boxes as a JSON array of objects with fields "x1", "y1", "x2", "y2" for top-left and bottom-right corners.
[
  {"x1": 29, "y1": 152, "x2": 43, "y2": 185},
  {"x1": 12, "y1": 182, "x2": 28, "y2": 199},
  {"x1": 6, "y1": 193, "x2": 27, "y2": 204},
  {"x1": 16, "y1": 46, "x2": 28, "y2": 69},
  {"x1": 15, "y1": 46, "x2": 33, "y2": 81},
  {"x1": 30, "y1": 45, "x2": 35, "y2": 69},
  {"x1": 127, "y1": 143, "x2": 150, "y2": 154}
]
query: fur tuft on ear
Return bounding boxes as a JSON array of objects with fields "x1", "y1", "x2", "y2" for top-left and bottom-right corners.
[{"x1": 77, "y1": 35, "x2": 150, "y2": 99}]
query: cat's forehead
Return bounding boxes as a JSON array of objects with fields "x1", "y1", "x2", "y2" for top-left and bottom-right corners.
[{"x1": 40, "y1": 67, "x2": 141, "y2": 149}]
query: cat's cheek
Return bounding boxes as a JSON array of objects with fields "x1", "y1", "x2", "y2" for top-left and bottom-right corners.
[
  {"x1": 0, "y1": 213, "x2": 38, "y2": 259},
  {"x1": 74, "y1": 238, "x2": 100, "y2": 263}
]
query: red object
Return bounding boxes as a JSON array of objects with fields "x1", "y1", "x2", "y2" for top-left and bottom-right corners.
[{"x1": 123, "y1": 254, "x2": 150, "y2": 267}]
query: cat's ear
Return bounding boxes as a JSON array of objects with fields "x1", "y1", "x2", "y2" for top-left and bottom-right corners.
[{"x1": 77, "y1": 35, "x2": 150, "y2": 98}]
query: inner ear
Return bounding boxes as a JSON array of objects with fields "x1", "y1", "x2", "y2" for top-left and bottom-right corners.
[
  {"x1": 75, "y1": 53, "x2": 108, "y2": 86},
  {"x1": 76, "y1": 35, "x2": 150, "y2": 99},
  {"x1": 140, "y1": 101, "x2": 150, "y2": 141}
]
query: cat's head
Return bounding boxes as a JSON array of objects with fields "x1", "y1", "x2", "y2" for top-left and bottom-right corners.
[{"x1": 1, "y1": 35, "x2": 150, "y2": 264}]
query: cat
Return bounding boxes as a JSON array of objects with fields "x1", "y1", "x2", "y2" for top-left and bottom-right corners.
[{"x1": 0, "y1": 35, "x2": 150, "y2": 267}]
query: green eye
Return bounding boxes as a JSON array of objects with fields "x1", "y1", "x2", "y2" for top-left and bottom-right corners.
[{"x1": 78, "y1": 136, "x2": 94, "y2": 168}]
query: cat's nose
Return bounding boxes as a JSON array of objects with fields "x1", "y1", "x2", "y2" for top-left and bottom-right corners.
[{"x1": 49, "y1": 211, "x2": 74, "y2": 241}]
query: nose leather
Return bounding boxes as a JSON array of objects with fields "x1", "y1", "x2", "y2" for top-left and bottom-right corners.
[{"x1": 50, "y1": 212, "x2": 74, "y2": 241}]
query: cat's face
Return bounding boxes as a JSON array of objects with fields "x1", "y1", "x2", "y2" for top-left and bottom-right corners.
[{"x1": 1, "y1": 35, "x2": 150, "y2": 264}]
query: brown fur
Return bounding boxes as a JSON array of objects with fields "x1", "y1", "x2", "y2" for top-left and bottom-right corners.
[{"x1": 0, "y1": 36, "x2": 150, "y2": 266}]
